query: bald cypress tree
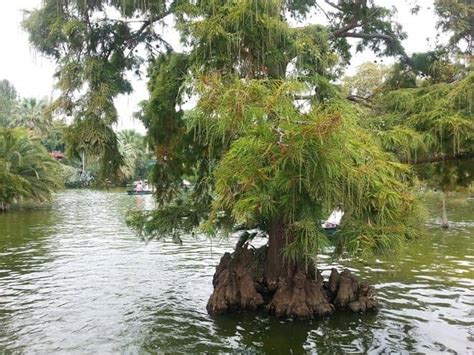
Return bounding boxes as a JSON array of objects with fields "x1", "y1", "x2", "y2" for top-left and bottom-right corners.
[{"x1": 24, "y1": 0, "x2": 470, "y2": 318}]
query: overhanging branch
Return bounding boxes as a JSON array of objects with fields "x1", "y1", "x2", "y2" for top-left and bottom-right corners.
[
  {"x1": 332, "y1": 19, "x2": 359, "y2": 37},
  {"x1": 402, "y1": 152, "x2": 474, "y2": 165}
]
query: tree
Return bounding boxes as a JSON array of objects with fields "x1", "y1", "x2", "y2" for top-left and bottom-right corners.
[
  {"x1": 0, "y1": 80, "x2": 18, "y2": 128},
  {"x1": 24, "y1": 0, "x2": 466, "y2": 319},
  {"x1": 342, "y1": 62, "x2": 388, "y2": 98},
  {"x1": 367, "y1": 60, "x2": 473, "y2": 228},
  {"x1": 0, "y1": 128, "x2": 61, "y2": 210},
  {"x1": 434, "y1": 0, "x2": 473, "y2": 55},
  {"x1": 64, "y1": 117, "x2": 123, "y2": 181},
  {"x1": 9, "y1": 97, "x2": 52, "y2": 140},
  {"x1": 128, "y1": 0, "x2": 419, "y2": 318},
  {"x1": 22, "y1": 0, "x2": 175, "y2": 177},
  {"x1": 118, "y1": 129, "x2": 150, "y2": 183},
  {"x1": 41, "y1": 119, "x2": 67, "y2": 153}
]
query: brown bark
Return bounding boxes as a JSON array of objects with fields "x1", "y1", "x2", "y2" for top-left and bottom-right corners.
[
  {"x1": 267, "y1": 265, "x2": 334, "y2": 318},
  {"x1": 264, "y1": 220, "x2": 290, "y2": 292},
  {"x1": 207, "y1": 222, "x2": 379, "y2": 319},
  {"x1": 206, "y1": 247, "x2": 264, "y2": 315}
]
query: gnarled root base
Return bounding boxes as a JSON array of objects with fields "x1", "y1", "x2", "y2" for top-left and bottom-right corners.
[
  {"x1": 267, "y1": 267, "x2": 334, "y2": 318},
  {"x1": 206, "y1": 247, "x2": 264, "y2": 314},
  {"x1": 207, "y1": 246, "x2": 378, "y2": 318}
]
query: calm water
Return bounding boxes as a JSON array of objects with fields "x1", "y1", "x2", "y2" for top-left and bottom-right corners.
[{"x1": 0, "y1": 190, "x2": 472, "y2": 354}]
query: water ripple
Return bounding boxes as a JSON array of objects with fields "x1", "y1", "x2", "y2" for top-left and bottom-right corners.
[{"x1": 0, "y1": 190, "x2": 472, "y2": 353}]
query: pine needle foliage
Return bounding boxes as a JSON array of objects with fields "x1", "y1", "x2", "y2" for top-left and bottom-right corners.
[
  {"x1": 127, "y1": 0, "x2": 422, "y2": 259},
  {"x1": 26, "y1": 0, "x2": 435, "y2": 258},
  {"x1": 368, "y1": 72, "x2": 474, "y2": 189},
  {"x1": 192, "y1": 76, "x2": 419, "y2": 259}
]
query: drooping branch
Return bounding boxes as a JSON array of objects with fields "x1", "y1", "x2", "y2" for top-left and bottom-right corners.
[
  {"x1": 403, "y1": 152, "x2": 474, "y2": 165},
  {"x1": 293, "y1": 94, "x2": 372, "y2": 107}
]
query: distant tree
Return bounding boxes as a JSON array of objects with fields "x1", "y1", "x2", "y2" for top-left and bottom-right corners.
[
  {"x1": 64, "y1": 117, "x2": 123, "y2": 182},
  {"x1": 10, "y1": 97, "x2": 52, "y2": 140},
  {"x1": 118, "y1": 129, "x2": 149, "y2": 183},
  {"x1": 434, "y1": 0, "x2": 473, "y2": 55},
  {"x1": 342, "y1": 62, "x2": 389, "y2": 98},
  {"x1": 41, "y1": 119, "x2": 67, "y2": 152},
  {"x1": 0, "y1": 80, "x2": 18, "y2": 128}
]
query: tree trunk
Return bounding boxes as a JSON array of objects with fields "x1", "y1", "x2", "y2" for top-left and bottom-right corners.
[
  {"x1": 81, "y1": 151, "x2": 86, "y2": 175},
  {"x1": 264, "y1": 220, "x2": 290, "y2": 292},
  {"x1": 441, "y1": 195, "x2": 449, "y2": 229},
  {"x1": 207, "y1": 220, "x2": 379, "y2": 319}
]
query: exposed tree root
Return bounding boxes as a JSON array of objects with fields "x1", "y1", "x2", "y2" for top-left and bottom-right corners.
[
  {"x1": 207, "y1": 245, "x2": 379, "y2": 319},
  {"x1": 328, "y1": 268, "x2": 378, "y2": 313},
  {"x1": 267, "y1": 267, "x2": 334, "y2": 318},
  {"x1": 206, "y1": 246, "x2": 264, "y2": 315}
]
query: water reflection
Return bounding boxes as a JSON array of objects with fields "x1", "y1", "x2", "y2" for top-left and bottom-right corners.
[{"x1": 0, "y1": 190, "x2": 472, "y2": 353}]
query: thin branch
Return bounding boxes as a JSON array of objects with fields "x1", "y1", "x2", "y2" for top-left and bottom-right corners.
[
  {"x1": 346, "y1": 95, "x2": 372, "y2": 107},
  {"x1": 315, "y1": 2, "x2": 331, "y2": 22},
  {"x1": 323, "y1": 0, "x2": 343, "y2": 11},
  {"x1": 332, "y1": 18, "x2": 359, "y2": 37},
  {"x1": 293, "y1": 94, "x2": 316, "y2": 100},
  {"x1": 348, "y1": 94, "x2": 372, "y2": 102},
  {"x1": 402, "y1": 152, "x2": 474, "y2": 165},
  {"x1": 294, "y1": 94, "x2": 373, "y2": 108},
  {"x1": 336, "y1": 31, "x2": 395, "y2": 42},
  {"x1": 126, "y1": 7, "x2": 174, "y2": 52}
]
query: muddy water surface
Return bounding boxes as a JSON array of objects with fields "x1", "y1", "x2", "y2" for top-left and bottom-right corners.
[{"x1": 0, "y1": 190, "x2": 472, "y2": 353}]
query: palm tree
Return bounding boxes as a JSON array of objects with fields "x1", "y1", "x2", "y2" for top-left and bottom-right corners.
[
  {"x1": 118, "y1": 129, "x2": 148, "y2": 182},
  {"x1": 0, "y1": 128, "x2": 61, "y2": 210},
  {"x1": 10, "y1": 98, "x2": 51, "y2": 140}
]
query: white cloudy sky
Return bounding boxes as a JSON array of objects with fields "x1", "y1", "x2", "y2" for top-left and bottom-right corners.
[{"x1": 0, "y1": 0, "x2": 441, "y2": 133}]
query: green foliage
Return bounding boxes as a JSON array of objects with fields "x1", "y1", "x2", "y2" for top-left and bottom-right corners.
[
  {"x1": 118, "y1": 129, "x2": 151, "y2": 183},
  {"x1": 22, "y1": 0, "x2": 174, "y2": 177},
  {"x1": 0, "y1": 129, "x2": 61, "y2": 209},
  {"x1": 65, "y1": 118, "x2": 123, "y2": 182},
  {"x1": 10, "y1": 97, "x2": 52, "y2": 140},
  {"x1": 26, "y1": 1, "x2": 445, "y2": 259},
  {"x1": 434, "y1": 0, "x2": 473, "y2": 54},
  {"x1": 41, "y1": 120, "x2": 67, "y2": 152},
  {"x1": 342, "y1": 62, "x2": 389, "y2": 98},
  {"x1": 127, "y1": 190, "x2": 208, "y2": 244},
  {"x1": 383, "y1": 50, "x2": 461, "y2": 90},
  {"x1": 0, "y1": 80, "x2": 18, "y2": 128},
  {"x1": 125, "y1": 0, "x2": 426, "y2": 259},
  {"x1": 197, "y1": 79, "x2": 419, "y2": 257},
  {"x1": 369, "y1": 72, "x2": 474, "y2": 190}
]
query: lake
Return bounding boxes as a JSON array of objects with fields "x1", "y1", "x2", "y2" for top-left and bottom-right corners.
[{"x1": 0, "y1": 190, "x2": 472, "y2": 353}]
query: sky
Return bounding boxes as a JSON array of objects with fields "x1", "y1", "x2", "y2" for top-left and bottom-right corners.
[{"x1": 0, "y1": 0, "x2": 441, "y2": 133}]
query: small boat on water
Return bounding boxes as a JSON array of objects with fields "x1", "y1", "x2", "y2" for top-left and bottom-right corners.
[
  {"x1": 127, "y1": 180, "x2": 153, "y2": 195},
  {"x1": 321, "y1": 208, "x2": 344, "y2": 232},
  {"x1": 126, "y1": 190, "x2": 153, "y2": 195}
]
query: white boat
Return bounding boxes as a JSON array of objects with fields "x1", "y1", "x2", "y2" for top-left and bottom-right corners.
[{"x1": 321, "y1": 208, "x2": 344, "y2": 230}]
